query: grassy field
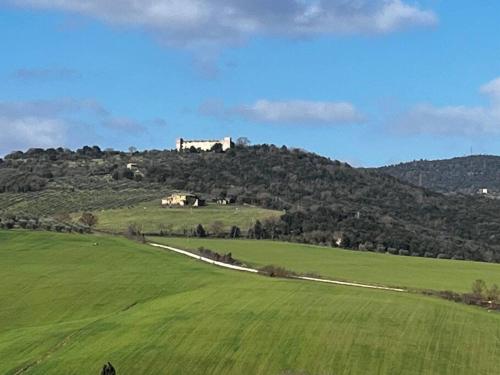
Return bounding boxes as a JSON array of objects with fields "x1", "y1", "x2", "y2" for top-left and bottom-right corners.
[
  {"x1": 92, "y1": 202, "x2": 282, "y2": 234},
  {"x1": 1, "y1": 231, "x2": 500, "y2": 374},
  {"x1": 152, "y1": 238, "x2": 500, "y2": 292}
]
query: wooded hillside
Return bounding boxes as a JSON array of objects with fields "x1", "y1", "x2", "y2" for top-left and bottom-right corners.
[
  {"x1": 378, "y1": 155, "x2": 500, "y2": 195},
  {"x1": 2, "y1": 145, "x2": 500, "y2": 262}
]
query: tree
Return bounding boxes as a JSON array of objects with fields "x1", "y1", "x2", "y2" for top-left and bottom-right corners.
[
  {"x1": 486, "y1": 284, "x2": 500, "y2": 302},
  {"x1": 101, "y1": 362, "x2": 116, "y2": 375},
  {"x1": 236, "y1": 137, "x2": 251, "y2": 147},
  {"x1": 210, "y1": 143, "x2": 223, "y2": 153},
  {"x1": 472, "y1": 279, "x2": 487, "y2": 299},
  {"x1": 263, "y1": 217, "x2": 281, "y2": 239},
  {"x1": 122, "y1": 169, "x2": 134, "y2": 180},
  {"x1": 128, "y1": 146, "x2": 137, "y2": 153},
  {"x1": 195, "y1": 224, "x2": 206, "y2": 238},
  {"x1": 230, "y1": 226, "x2": 241, "y2": 239},
  {"x1": 253, "y1": 220, "x2": 263, "y2": 239},
  {"x1": 79, "y1": 212, "x2": 98, "y2": 229},
  {"x1": 210, "y1": 221, "x2": 225, "y2": 237},
  {"x1": 127, "y1": 223, "x2": 142, "y2": 237}
]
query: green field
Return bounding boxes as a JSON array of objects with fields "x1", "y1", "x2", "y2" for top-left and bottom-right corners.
[
  {"x1": 1, "y1": 231, "x2": 500, "y2": 374},
  {"x1": 92, "y1": 202, "x2": 282, "y2": 234},
  {"x1": 152, "y1": 238, "x2": 500, "y2": 292}
]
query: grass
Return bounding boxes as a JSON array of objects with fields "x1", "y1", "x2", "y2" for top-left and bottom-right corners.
[
  {"x1": 91, "y1": 201, "x2": 282, "y2": 234},
  {"x1": 151, "y1": 238, "x2": 500, "y2": 292},
  {"x1": 1, "y1": 231, "x2": 500, "y2": 374}
]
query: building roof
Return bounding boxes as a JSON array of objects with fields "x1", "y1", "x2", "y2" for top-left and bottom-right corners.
[
  {"x1": 164, "y1": 192, "x2": 198, "y2": 198},
  {"x1": 180, "y1": 139, "x2": 224, "y2": 143}
]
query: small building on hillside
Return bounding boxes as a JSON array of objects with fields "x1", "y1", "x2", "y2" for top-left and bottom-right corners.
[
  {"x1": 162, "y1": 193, "x2": 205, "y2": 207},
  {"x1": 478, "y1": 188, "x2": 489, "y2": 195},
  {"x1": 176, "y1": 137, "x2": 233, "y2": 152},
  {"x1": 216, "y1": 197, "x2": 236, "y2": 205},
  {"x1": 127, "y1": 163, "x2": 138, "y2": 170}
]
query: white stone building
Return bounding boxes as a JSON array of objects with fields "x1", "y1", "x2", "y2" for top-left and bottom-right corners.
[{"x1": 176, "y1": 137, "x2": 232, "y2": 152}]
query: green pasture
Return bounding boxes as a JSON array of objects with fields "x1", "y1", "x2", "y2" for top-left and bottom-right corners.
[
  {"x1": 1, "y1": 231, "x2": 500, "y2": 374},
  {"x1": 152, "y1": 237, "x2": 500, "y2": 292},
  {"x1": 0, "y1": 232, "x2": 500, "y2": 375},
  {"x1": 92, "y1": 202, "x2": 282, "y2": 234}
]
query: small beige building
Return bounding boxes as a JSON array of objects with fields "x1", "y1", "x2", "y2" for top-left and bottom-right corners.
[{"x1": 162, "y1": 193, "x2": 204, "y2": 207}]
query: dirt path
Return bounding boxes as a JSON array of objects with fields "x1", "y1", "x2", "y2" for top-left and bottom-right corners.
[{"x1": 148, "y1": 242, "x2": 405, "y2": 293}]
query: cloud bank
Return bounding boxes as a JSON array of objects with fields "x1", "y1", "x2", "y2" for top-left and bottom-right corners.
[
  {"x1": 0, "y1": 116, "x2": 67, "y2": 154},
  {"x1": 201, "y1": 99, "x2": 364, "y2": 125},
  {"x1": 0, "y1": 99, "x2": 163, "y2": 155},
  {"x1": 394, "y1": 78, "x2": 500, "y2": 135},
  {"x1": 6, "y1": 0, "x2": 437, "y2": 47}
]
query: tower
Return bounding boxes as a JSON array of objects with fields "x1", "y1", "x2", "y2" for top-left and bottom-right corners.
[
  {"x1": 222, "y1": 137, "x2": 232, "y2": 151},
  {"x1": 176, "y1": 138, "x2": 184, "y2": 151}
]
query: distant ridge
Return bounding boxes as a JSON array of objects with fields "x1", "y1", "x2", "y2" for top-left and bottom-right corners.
[{"x1": 377, "y1": 155, "x2": 500, "y2": 195}]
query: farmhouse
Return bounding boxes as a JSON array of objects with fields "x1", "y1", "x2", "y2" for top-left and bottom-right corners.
[
  {"x1": 162, "y1": 193, "x2": 205, "y2": 207},
  {"x1": 176, "y1": 137, "x2": 233, "y2": 152}
]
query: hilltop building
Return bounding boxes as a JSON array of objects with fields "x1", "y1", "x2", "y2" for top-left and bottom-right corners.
[
  {"x1": 161, "y1": 193, "x2": 205, "y2": 207},
  {"x1": 176, "y1": 137, "x2": 233, "y2": 152}
]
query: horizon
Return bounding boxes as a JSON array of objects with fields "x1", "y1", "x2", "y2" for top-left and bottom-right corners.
[
  {"x1": 2, "y1": 138, "x2": 498, "y2": 168},
  {"x1": 2, "y1": 1, "x2": 500, "y2": 167}
]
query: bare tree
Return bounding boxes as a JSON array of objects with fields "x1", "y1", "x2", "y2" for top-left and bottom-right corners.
[
  {"x1": 210, "y1": 221, "x2": 225, "y2": 237},
  {"x1": 79, "y1": 212, "x2": 98, "y2": 229},
  {"x1": 486, "y1": 284, "x2": 500, "y2": 302},
  {"x1": 236, "y1": 137, "x2": 251, "y2": 147},
  {"x1": 472, "y1": 279, "x2": 487, "y2": 299}
]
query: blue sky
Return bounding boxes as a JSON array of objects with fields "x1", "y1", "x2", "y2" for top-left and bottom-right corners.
[{"x1": 1, "y1": 0, "x2": 500, "y2": 166}]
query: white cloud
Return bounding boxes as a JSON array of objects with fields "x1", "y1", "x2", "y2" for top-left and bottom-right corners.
[
  {"x1": 239, "y1": 100, "x2": 364, "y2": 124},
  {"x1": 200, "y1": 99, "x2": 364, "y2": 125},
  {"x1": 394, "y1": 77, "x2": 500, "y2": 135},
  {"x1": 0, "y1": 116, "x2": 67, "y2": 154},
  {"x1": 373, "y1": 0, "x2": 436, "y2": 32},
  {"x1": 480, "y1": 78, "x2": 500, "y2": 101},
  {"x1": 6, "y1": 0, "x2": 437, "y2": 47},
  {"x1": 0, "y1": 99, "x2": 165, "y2": 155}
]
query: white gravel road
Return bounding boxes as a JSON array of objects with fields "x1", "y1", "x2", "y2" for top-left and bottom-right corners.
[{"x1": 148, "y1": 242, "x2": 405, "y2": 293}]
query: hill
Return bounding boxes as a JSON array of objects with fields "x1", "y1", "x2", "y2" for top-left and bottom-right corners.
[
  {"x1": 378, "y1": 155, "x2": 500, "y2": 195},
  {"x1": 153, "y1": 237, "x2": 500, "y2": 292},
  {"x1": 2, "y1": 231, "x2": 500, "y2": 375},
  {"x1": 3, "y1": 145, "x2": 500, "y2": 262}
]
